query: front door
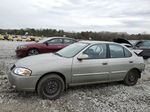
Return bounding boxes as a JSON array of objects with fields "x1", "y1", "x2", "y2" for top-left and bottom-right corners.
[
  {"x1": 72, "y1": 44, "x2": 110, "y2": 84},
  {"x1": 46, "y1": 38, "x2": 64, "y2": 52}
]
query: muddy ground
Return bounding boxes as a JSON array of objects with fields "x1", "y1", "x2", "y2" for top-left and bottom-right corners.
[{"x1": 0, "y1": 40, "x2": 150, "y2": 112}]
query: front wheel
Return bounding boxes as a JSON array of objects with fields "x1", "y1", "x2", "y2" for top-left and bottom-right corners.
[
  {"x1": 37, "y1": 75, "x2": 65, "y2": 99},
  {"x1": 27, "y1": 49, "x2": 39, "y2": 56},
  {"x1": 124, "y1": 70, "x2": 139, "y2": 86}
]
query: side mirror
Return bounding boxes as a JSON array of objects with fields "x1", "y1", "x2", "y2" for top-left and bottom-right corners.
[
  {"x1": 77, "y1": 54, "x2": 89, "y2": 60},
  {"x1": 44, "y1": 41, "x2": 48, "y2": 46}
]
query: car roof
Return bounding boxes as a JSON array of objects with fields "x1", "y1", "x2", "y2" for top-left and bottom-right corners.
[
  {"x1": 79, "y1": 40, "x2": 116, "y2": 44},
  {"x1": 44, "y1": 37, "x2": 77, "y2": 41},
  {"x1": 47, "y1": 36, "x2": 75, "y2": 39}
]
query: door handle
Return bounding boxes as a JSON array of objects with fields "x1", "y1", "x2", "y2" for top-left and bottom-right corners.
[
  {"x1": 129, "y1": 61, "x2": 133, "y2": 63},
  {"x1": 102, "y1": 62, "x2": 108, "y2": 65}
]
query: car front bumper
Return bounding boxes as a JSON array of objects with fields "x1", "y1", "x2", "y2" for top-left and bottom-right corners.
[
  {"x1": 8, "y1": 71, "x2": 40, "y2": 91},
  {"x1": 15, "y1": 49, "x2": 27, "y2": 57}
]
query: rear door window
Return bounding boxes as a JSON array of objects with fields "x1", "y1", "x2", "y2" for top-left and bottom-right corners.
[
  {"x1": 137, "y1": 41, "x2": 150, "y2": 47},
  {"x1": 109, "y1": 44, "x2": 132, "y2": 58},
  {"x1": 63, "y1": 39, "x2": 76, "y2": 44},
  {"x1": 47, "y1": 38, "x2": 63, "y2": 44},
  {"x1": 109, "y1": 44, "x2": 124, "y2": 58},
  {"x1": 124, "y1": 48, "x2": 132, "y2": 57}
]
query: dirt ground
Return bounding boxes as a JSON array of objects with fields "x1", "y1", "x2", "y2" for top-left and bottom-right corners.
[{"x1": 0, "y1": 40, "x2": 150, "y2": 112}]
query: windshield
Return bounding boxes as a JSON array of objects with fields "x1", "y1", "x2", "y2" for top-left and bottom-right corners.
[
  {"x1": 38, "y1": 38, "x2": 52, "y2": 43},
  {"x1": 56, "y1": 42, "x2": 89, "y2": 58}
]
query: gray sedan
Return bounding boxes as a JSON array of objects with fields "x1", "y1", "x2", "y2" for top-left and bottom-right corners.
[{"x1": 8, "y1": 41, "x2": 145, "y2": 99}]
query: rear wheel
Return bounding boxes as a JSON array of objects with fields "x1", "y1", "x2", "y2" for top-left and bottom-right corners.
[
  {"x1": 27, "y1": 49, "x2": 39, "y2": 56},
  {"x1": 143, "y1": 56, "x2": 149, "y2": 59},
  {"x1": 37, "y1": 74, "x2": 64, "y2": 99},
  {"x1": 124, "y1": 70, "x2": 139, "y2": 86}
]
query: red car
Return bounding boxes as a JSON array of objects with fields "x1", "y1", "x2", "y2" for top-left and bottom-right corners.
[{"x1": 16, "y1": 37, "x2": 77, "y2": 57}]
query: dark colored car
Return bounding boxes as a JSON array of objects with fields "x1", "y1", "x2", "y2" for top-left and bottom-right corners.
[
  {"x1": 114, "y1": 38, "x2": 150, "y2": 59},
  {"x1": 16, "y1": 37, "x2": 77, "y2": 57}
]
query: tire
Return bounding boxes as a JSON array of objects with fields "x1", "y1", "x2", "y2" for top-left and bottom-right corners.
[
  {"x1": 143, "y1": 56, "x2": 149, "y2": 59},
  {"x1": 37, "y1": 74, "x2": 65, "y2": 99},
  {"x1": 27, "y1": 49, "x2": 39, "y2": 56},
  {"x1": 124, "y1": 70, "x2": 139, "y2": 86}
]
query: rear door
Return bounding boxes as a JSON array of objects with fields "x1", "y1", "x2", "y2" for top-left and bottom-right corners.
[{"x1": 108, "y1": 44, "x2": 134, "y2": 81}]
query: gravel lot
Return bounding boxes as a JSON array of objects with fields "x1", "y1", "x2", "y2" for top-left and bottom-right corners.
[{"x1": 0, "y1": 40, "x2": 150, "y2": 112}]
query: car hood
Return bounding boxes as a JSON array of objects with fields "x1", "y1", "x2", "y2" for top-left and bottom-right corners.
[
  {"x1": 113, "y1": 38, "x2": 133, "y2": 46},
  {"x1": 15, "y1": 53, "x2": 71, "y2": 69},
  {"x1": 113, "y1": 38, "x2": 144, "y2": 55},
  {"x1": 23, "y1": 42, "x2": 42, "y2": 47}
]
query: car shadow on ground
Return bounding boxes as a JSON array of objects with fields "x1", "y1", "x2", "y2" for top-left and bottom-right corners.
[{"x1": 9, "y1": 81, "x2": 123, "y2": 99}]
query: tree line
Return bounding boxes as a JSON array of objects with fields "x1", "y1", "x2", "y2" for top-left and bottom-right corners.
[{"x1": 0, "y1": 28, "x2": 150, "y2": 41}]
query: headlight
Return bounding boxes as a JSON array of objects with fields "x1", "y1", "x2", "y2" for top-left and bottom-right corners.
[
  {"x1": 14, "y1": 68, "x2": 32, "y2": 76},
  {"x1": 17, "y1": 45, "x2": 27, "y2": 50}
]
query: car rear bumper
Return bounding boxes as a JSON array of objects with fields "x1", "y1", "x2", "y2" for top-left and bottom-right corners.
[{"x1": 8, "y1": 71, "x2": 40, "y2": 91}]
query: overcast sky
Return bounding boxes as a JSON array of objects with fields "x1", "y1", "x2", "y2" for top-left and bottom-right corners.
[{"x1": 0, "y1": 0, "x2": 150, "y2": 34}]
